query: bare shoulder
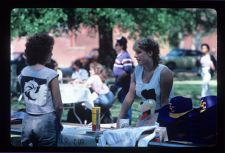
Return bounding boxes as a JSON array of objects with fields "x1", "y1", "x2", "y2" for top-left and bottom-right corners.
[{"x1": 160, "y1": 66, "x2": 173, "y2": 80}]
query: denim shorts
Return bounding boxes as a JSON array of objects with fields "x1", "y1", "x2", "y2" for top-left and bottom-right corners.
[
  {"x1": 95, "y1": 91, "x2": 115, "y2": 108},
  {"x1": 21, "y1": 112, "x2": 60, "y2": 147}
]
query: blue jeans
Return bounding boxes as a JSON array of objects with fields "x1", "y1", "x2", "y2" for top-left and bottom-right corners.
[
  {"x1": 21, "y1": 112, "x2": 60, "y2": 147},
  {"x1": 95, "y1": 91, "x2": 115, "y2": 109},
  {"x1": 201, "y1": 68, "x2": 211, "y2": 97}
]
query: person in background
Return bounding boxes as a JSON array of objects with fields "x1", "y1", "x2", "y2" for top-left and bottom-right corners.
[
  {"x1": 67, "y1": 62, "x2": 114, "y2": 124},
  {"x1": 11, "y1": 53, "x2": 27, "y2": 96},
  {"x1": 86, "y1": 48, "x2": 99, "y2": 63},
  {"x1": 71, "y1": 59, "x2": 89, "y2": 83},
  {"x1": 113, "y1": 36, "x2": 134, "y2": 123},
  {"x1": 117, "y1": 37, "x2": 174, "y2": 128},
  {"x1": 200, "y1": 43, "x2": 216, "y2": 97},
  {"x1": 18, "y1": 33, "x2": 63, "y2": 146},
  {"x1": 79, "y1": 48, "x2": 100, "y2": 72},
  {"x1": 86, "y1": 62, "x2": 114, "y2": 108},
  {"x1": 46, "y1": 59, "x2": 63, "y2": 84},
  {"x1": 14, "y1": 53, "x2": 27, "y2": 76},
  {"x1": 54, "y1": 62, "x2": 63, "y2": 84}
]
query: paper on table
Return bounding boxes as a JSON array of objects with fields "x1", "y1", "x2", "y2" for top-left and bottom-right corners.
[
  {"x1": 100, "y1": 123, "x2": 117, "y2": 129},
  {"x1": 137, "y1": 131, "x2": 156, "y2": 147},
  {"x1": 98, "y1": 125, "x2": 157, "y2": 147},
  {"x1": 137, "y1": 126, "x2": 168, "y2": 147},
  {"x1": 157, "y1": 127, "x2": 168, "y2": 142}
]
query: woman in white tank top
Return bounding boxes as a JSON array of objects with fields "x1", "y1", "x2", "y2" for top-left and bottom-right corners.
[{"x1": 117, "y1": 37, "x2": 174, "y2": 127}]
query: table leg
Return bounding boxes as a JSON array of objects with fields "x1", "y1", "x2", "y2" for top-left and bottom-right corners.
[{"x1": 73, "y1": 103, "x2": 83, "y2": 124}]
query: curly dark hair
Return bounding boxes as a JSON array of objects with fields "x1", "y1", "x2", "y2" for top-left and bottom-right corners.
[
  {"x1": 25, "y1": 33, "x2": 54, "y2": 65},
  {"x1": 133, "y1": 37, "x2": 160, "y2": 67},
  {"x1": 73, "y1": 59, "x2": 83, "y2": 69},
  {"x1": 201, "y1": 43, "x2": 210, "y2": 51}
]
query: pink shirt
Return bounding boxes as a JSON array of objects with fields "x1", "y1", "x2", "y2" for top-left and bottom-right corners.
[{"x1": 87, "y1": 75, "x2": 109, "y2": 94}]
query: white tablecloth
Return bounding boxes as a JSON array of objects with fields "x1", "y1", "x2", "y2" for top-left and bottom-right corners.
[
  {"x1": 11, "y1": 123, "x2": 98, "y2": 147},
  {"x1": 58, "y1": 124, "x2": 97, "y2": 147},
  {"x1": 11, "y1": 123, "x2": 169, "y2": 147},
  {"x1": 59, "y1": 84, "x2": 94, "y2": 110}
]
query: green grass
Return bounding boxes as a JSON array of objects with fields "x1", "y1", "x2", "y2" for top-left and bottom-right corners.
[{"x1": 11, "y1": 75, "x2": 217, "y2": 127}]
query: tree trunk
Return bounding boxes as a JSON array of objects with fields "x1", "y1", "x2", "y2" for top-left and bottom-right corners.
[
  {"x1": 98, "y1": 23, "x2": 116, "y2": 69},
  {"x1": 69, "y1": 29, "x2": 75, "y2": 47}
]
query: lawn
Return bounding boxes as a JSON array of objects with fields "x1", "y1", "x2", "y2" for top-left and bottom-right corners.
[{"x1": 11, "y1": 73, "x2": 217, "y2": 127}]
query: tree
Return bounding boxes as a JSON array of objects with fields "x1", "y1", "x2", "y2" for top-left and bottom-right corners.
[
  {"x1": 11, "y1": 8, "x2": 217, "y2": 67},
  {"x1": 70, "y1": 8, "x2": 137, "y2": 68},
  {"x1": 11, "y1": 8, "x2": 136, "y2": 68},
  {"x1": 11, "y1": 8, "x2": 67, "y2": 37},
  {"x1": 124, "y1": 8, "x2": 217, "y2": 49}
]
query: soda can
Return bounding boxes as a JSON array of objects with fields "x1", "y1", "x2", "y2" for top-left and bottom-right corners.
[{"x1": 92, "y1": 107, "x2": 101, "y2": 131}]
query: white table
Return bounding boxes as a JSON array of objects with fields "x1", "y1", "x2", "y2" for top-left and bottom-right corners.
[
  {"x1": 58, "y1": 124, "x2": 98, "y2": 147},
  {"x1": 11, "y1": 123, "x2": 210, "y2": 147},
  {"x1": 11, "y1": 122, "x2": 117, "y2": 147},
  {"x1": 59, "y1": 84, "x2": 94, "y2": 124}
]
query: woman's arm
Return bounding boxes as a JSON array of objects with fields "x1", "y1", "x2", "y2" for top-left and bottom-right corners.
[
  {"x1": 50, "y1": 77, "x2": 63, "y2": 120},
  {"x1": 160, "y1": 67, "x2": 173, "y2": 107},
  {"x1": 117, "y1": 73, "x2": 136, "y2": 127}
]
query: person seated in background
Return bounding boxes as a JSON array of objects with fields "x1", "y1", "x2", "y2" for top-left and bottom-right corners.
[
  {"x1": 71, "y1": 59, "x2": 89, "y2": 84},
  {"x1": 54, "y1": 61, "x2": 63, "y2": 84},
  {"x1": 66, "y1": 62, "x2": 115, "y2": 124},
  {"x1": 67, "y1": 62, "x2": 115, "y2": 124},
  {"x1": 46, "y1": 59, "x2": 63, "y2": 84},
  {"x1": 85, "y1": 62, "x2": 115, "y2": 109}
]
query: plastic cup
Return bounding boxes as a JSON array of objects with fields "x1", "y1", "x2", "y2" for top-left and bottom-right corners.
[{"x1": 119, "y1": 119, "x2": 130, "y2": 128}]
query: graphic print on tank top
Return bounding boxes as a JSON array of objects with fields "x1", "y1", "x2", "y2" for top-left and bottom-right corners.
[
  {"x1": 21, "y1": 76, "x2": 48, "y2": 106},
  {"x1": 141, "y1": 89, "x2": 156, "y2": 100}
]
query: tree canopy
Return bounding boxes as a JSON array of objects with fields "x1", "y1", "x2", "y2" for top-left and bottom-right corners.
[
  {"x1": 11, "y1": 8, "x2": 217, "y2": 67},
  {"x1": 11, "y1": 8, "x2": 67, "y2": 37}
]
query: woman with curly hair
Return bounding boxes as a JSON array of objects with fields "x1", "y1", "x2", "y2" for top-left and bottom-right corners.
[{"x1": 18, "y1": 33, "x2": 63, "y2": 147}]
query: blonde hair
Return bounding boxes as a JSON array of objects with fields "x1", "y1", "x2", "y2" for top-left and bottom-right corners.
[
  {"x1": 133, "y1": 37, "x2": 160, "y2": 67},
  {"x1": 89, "y1": 62, "x2": 108, "y2": 82}
]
